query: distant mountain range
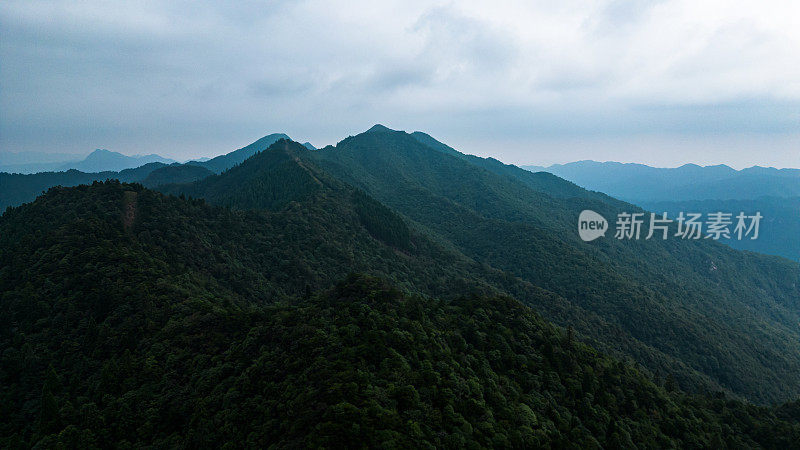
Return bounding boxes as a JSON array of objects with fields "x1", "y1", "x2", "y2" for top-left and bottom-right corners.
[
  {"x1": 0, "y1": 135, "x2": 288, "y2": 210},
  {"x1": 641, "y1": 196, "x2": 800, "y2": 261},
  {"x1": 3, "y1": 126, "x2": 800, "y2": 446},
  {"x1": 0, "y1": 151, "x2": 87, "y2": 173},
  {"x1": 0, "y1": 149, "x2": 175, "y2": 174},
  {"x1": 66, "y1": 149, "x2": 176, "y2": 173},
  {"x1": 523, "y1": 160, "x2": 800, "y2": 261},
  {"x1": 4, "y1": 144, "x2": 798, "y2": 262},
  {"x1": 523, "y1": 161, "x2": 800, "y2": 202}
]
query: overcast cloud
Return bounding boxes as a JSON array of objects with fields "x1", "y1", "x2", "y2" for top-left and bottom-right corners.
[{"x1": 1, "y1": 0, "x2": 799, "y2": 167}]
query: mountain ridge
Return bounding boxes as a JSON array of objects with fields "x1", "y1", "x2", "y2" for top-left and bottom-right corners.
[
  {"x1": 188, "y1": 133, "x2": 291, "y2": 174},
  {"x1": 4, "y1": 129, "x2": 800, "y2": 446},
  {"x1": 523, "y1": 160, "x2": 800, "y2": 201},
  {"x1": 2, "y1": 173, "x2": 800, "y2": 447},
  {"x1": 3, "y1": 127, "x2": 800, "y2": 404},
  {"x1": 306, "y1": 127, "x2": 800, "y2": 404},
  {"x1": 65, "y1": 149, "x2": 176, "y2": 173},
  {"x1": 0, "y1": 133, "x2": 292, "y2": 210}
]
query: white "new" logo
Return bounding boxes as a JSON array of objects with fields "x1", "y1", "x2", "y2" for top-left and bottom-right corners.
[{"x1": 578, "y1": 210, "x2": 607, "y2": 242}]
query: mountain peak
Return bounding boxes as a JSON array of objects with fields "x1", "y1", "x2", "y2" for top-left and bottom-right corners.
[
  {"x1": 86, "y1": 148, "x2": 121, "y2": 159},
  {"x1": 254, "y1": 133, "x2": 291, "y2": 145},
  {"x1": 264, "y1": 137, "x2": 304, "y2": 155},
  {"x1": 365, "y1": 124, "x2": 396, "y2": 134},
  {"x1": 59, "y1": 149, "x2": 175, "y2": 173},
  {"x1": 197, "y1": 133, "x2": 291, "y2": 173},
  {"x1": 161, "y1": 138, "x2": 343, "y2": 212}
]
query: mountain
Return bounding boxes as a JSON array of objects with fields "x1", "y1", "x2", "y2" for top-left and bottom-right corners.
[
  {"x1": 64, "y1": 149, "x2": 175, "y2": 173},
  {"x1": 4, "y1": 129, "x2": 800, "y2": 445},
  {"x1": 189, "y1": 133, "x2": 290, "y2": 173},
  {"x1": 410, "y1": 132, "x2": 608, "y2": 200},
  {"x1": 0, "y1": 151, "x2": 88, "y2": 174},
  {"x1": 642, "y1": 196, "x2": 800, "y2": 262},
  {"x1": 522, "y1": 161, "x2": 800, "y2": 261},
  {"x1": 0, "y1": 149, "x2": 173, "y2": 175},
  {"x1": 155, "y1": 139, "x2": 507, "y2": 295},
  {"x1": 0, "y1": 163, "x2": 167, "y2": 211},
  {"x1": 160, "y1": 129, "x2": 800, "y2": 404},
  {"x1": 141, "y1": 164, "x2": 214, "y2": 188},
  {"x1": 305, "y1": 126, "x2": 800, "y2": 404},
  {"x1": 2, "y1": 179, "x2": 800, "y2": 447},
  {"x1": 302, "y1": 141, "x2": 316, "y2": 150},
  {"x1": 0, "y1": 134, "x2": 289, "y2": 210},
  {"x1": 523, "y1": 160, "x2": 800, "y2": 202},
  {"x1": 161, "y1": 140, "x2": 333, "y2": 211}
]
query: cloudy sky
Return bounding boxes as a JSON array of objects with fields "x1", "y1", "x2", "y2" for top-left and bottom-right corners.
[{"x1": 1, "y1": 0, "x2": 799, "y2": 168}]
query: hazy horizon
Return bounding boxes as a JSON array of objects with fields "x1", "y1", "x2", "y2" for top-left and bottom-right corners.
[{"x1": 2, "y1": 126, "x2": 799, "y2": 172}]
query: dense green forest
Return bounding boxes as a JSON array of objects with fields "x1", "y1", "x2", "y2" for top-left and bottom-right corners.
[
  {"x1": 84, "y1": 131, "x2": 800, "y2": 404},
  {"x1": 1, "y1": 182, "x2": 798, "y2": 446},
  {"x1": 187, "y1": 133, "x2": 290, "y2": 174},
  {"x1": 3, "y1": 128, "x2": 800, "y2": 446},
  {"x1": 141, "y1": 164, "x2": 214, "y2": 189},
  {"x1": 0, "y1": 134, "x2": 288, "y2": 211},
  {"x1": 307, "y1": 127, "x2": 800, "y2": 404},
  {"x1": 0, "y1": 163, "x2": 165, "y2": 210}
]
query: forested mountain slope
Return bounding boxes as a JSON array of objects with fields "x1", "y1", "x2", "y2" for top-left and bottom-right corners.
[
  {"x1": 0, "y1": 133, "x2": 288, "y2": 211},
  {"x1": 307, "y1": 126, "x2": 800, "y2": 404},
  {"x1": 0, "y1": 163, "x2": 166, "y2": 211},
  {"x1": 410, "y1": 130, "x2": 612, "y2": 201},
  {"x1": 188, "y1": 133, "x2": 290, "y2": 174},
  {"x1": 159, "y1": 140, "x2": 742, "y2": 397},
  {"x1": 161, "y1": 139, "x2": 337, "y2": 212},
  {"x1": 2, "y1": 180, "x2": 500, "y2": 304},
  {"x1": 1, "y1": 183, "x2": 798, "y2": 447},
  {"x1": 141, "y1": 164, "x2": 214, "y2": 188}
]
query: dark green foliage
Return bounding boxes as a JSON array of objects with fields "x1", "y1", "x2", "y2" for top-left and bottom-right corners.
[
  {"x1": 0, "y1": 180, "x2": 501, "y2": 305},
  {"x1": 141, "y1": 164, "x2": 213, "y2": 188},
  {"x1": 352, "y1": 189, "x2": 411, "y2": 250},
  {"x1": 0, "y1": 134, "x2": 289, "y2": 211},
  {"x1": 3, "y1": 129, "x2": 800, "y2": 446},
  {"x1": 309, "y1": 128, "x2": 800, "y2": 404},
  {"x1": 189, "y1": 133, "x2": 290, "y2": 173},
  {"x1": 0, "y1": 163, "x2": 165, "y2": 210},
  {"x1": 2, "y1": 259, "x2": 798, "y2": 447},
  {"x1": 161, "y1": 140, "x2": 413, "y2": 252},
  {"x1": 160, "y1": 140, "x2": 328, "y2": 211},
  {"x1": 8, "y1": 129, "x2": 797, "y2": 404},
  {"x1": 411, "y1": 130, "x2": 604, "y2": 200}
]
